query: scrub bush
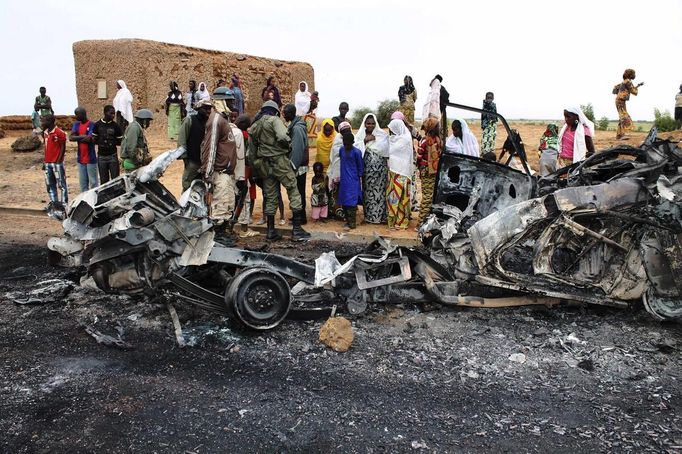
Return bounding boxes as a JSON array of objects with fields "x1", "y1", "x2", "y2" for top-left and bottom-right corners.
[
  {"x1": 654, "y1": 109, "x2": 677, "y2": 132},
  {"x1": 597, "y1": 116, "x2": 610, "y2": 131}
]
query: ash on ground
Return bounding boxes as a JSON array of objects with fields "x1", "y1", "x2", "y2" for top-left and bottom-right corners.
[{"x1": 1, "y1": 241, "x2": 681, "y2": 453}]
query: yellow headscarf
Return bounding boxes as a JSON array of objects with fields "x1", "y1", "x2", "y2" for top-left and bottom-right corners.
[{"x1": 316, "y1": 118, "x2": 336, "y2": 152}]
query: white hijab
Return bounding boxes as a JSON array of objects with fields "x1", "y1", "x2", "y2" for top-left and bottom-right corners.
[
  {"x1": 295, "y1": 81, "x2": 311, "y2": 116},
  {"x1": 328, "y1": 122, "x2": 352, "y2": 186},
  {"x1": 388, "y1": 119, "x2": 413, "y2": 178},
  {"x1": 198, "y1": 82, "x2": 211, "y2": 101},
  {"x1": 422, "y1": 78, "x2": 442, "y2": 121},
  {"x1": 445, "y1": 118, "x2": 480, "y2": 157},
  {"x1": 113, "y1": 80, "x2": 134, "y2": 122},
  {"x1": 354, "y1": 113, "x2": 389, "y2": 158},
  {"x1": 558, "y1": 106, "x2": 595, "y2": 163}
]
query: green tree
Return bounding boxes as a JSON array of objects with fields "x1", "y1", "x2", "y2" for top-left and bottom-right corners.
[
  {"x1": 580, "y1": 103, "x2": 595, "y2": 123},
  {"x1": 376, "y1": 99, "x2": 401, "y2": 128},
  {"x1": 350, "y1": 106, "x2": 372, "y2": 129}
]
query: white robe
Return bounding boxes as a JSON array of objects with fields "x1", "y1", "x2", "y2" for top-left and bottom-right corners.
[
  {"x1": 445, "y1": 119, "x2": 480, "y2": 157},
  {"x1": 197, "y1": 82, "x2": 211, "y2": 101},
  {"x1": 387, "y1": 119, "x2": 414, "y2": 178},
  {"x1": 295, "y1": 81, "x2": 311, "y2": 116},
  {"x1": 422, "y1": 79, "x2": 442, "y2": 121},
  {"x1": 113, "y1": 80, "x2": 134, "y2": 123},
  {"x1": 354, "y1": 113, "x2": 389, "y2": 158}
]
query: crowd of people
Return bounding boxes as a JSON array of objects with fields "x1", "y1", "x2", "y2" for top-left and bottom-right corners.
[{"x1": 33, "y1": 68, "x2": 681, "y2": 238}]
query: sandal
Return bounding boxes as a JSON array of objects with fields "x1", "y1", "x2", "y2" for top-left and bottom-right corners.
[{"x1": 239, "y1": 229, "x2": 260, "y2": 238}]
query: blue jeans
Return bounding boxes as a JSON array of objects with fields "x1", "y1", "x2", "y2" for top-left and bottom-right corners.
[{"x1": 78, "y1": 163, "x2": 99, "y2": 192}]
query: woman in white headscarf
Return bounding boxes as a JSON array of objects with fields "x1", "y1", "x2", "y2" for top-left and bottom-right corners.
[
  {"x1": 197, "y1": 82, "x2": 211, "y2": 101},
  {"x1": 422, "y1": 76, "x2": 442, "y2": 121},
  {"x1": 386, "y1": 118, "x2": 413, "y2": 230},
  {"x1": 445, "y1": 119, "x2": 480, "y2": 157},
  {"x1": 355, "y1": 113, "x2": 389, "y2": 224},
  {"x1": 113, "y1": 80, "x2": 134, "y2": 129},
  {"x1": 295, "y1": 81, "x2": 311, "y2": 116},
  {"x1": 557, "y1": 106, "x2": 595, "y2": 167}
]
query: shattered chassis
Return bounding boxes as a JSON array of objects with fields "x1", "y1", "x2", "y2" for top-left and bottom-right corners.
[{"x1": 48, "y1": 107, "x2": 682, "y2": 330}]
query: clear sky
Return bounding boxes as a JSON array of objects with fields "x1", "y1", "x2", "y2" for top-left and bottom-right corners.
[{"x1": 3, "y1": 0, "x2": 681, "y2": 121}]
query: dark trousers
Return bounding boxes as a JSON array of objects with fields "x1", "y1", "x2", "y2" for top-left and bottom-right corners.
[
  {"x1": 296, "y1": 172, "x2": 307, "y2": 217},
  {"x1": 98, "y1": 154, "x2": 120, "y2": 184},
  {"x1": 343, "y1": 206, "x2": 357, "y2": 228},
  {"x1": 257, "y1": 179, "x2": 284, "y2": 219}
]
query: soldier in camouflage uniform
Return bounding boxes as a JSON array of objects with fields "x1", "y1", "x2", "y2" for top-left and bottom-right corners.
[
  {"x1": 248, "y1": 100, "x2": 310, "y2": 241},
  {"x1": 120, "y1": 109, "x2": 153, "y2": 172}
]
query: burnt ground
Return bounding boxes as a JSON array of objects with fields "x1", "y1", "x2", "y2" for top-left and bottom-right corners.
[{"x1": 1, "y1": 225, "x2": 682, "y2": 453}]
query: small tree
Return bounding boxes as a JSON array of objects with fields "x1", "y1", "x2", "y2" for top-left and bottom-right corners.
[
  {"x1": 580, "y1": 103, "x2": 595, "y2": 123},
  {"x1": 654, "y1": 109, "x2": 677, "y2": 132},
  {"x1": 597, "y1": 116, "x2": 610, "y2": 131},
  {"x1": 376, "y1": 99, "x2": 401, "y2": 128},
  {"x1": 350, "y1": 106, "x2": 372, "y2": 129}
]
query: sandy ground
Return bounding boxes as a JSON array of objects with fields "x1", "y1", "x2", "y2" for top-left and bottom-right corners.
[{"x1": 1, "y1": 122, "x2": 679, "y2": 240}]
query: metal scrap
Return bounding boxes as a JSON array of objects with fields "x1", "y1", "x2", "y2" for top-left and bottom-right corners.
[{"x1": 83, "y1": 325, "x2": 132, "y2": 349}]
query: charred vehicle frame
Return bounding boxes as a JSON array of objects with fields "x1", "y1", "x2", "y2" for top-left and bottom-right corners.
[{"x1": 48, "y1": 104, "x2": 682, "y2": 329}]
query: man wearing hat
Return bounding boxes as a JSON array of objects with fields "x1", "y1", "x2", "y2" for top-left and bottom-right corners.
[
  {"x1": 120, "y1": 108, "x2": 153, "y2": 172},
  {"x1": 200, "y1": 87, "x2": 237, "y2": 232},
  {"x1": 248, "y1": 100, "x2": 310, "y2": 241},
  {"x1": 178, "y1": 98, "x2": 212, "y2": 192}
]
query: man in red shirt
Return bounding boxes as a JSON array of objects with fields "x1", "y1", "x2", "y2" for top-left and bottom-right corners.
[
  {"x1": 69, "y1": 107, "x2": 98, "y2": 191},
  {"x1": 40, "y1": 114, "x2": 68, "y2": 211}
]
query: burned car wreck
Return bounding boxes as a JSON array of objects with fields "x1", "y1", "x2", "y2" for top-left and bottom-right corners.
[{"x1": 48, "y1": 104, "x2": 682, "y2": 330}]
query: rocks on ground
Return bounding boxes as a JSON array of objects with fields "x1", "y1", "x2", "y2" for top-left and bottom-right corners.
[
  {"x1": 11, "y1": 135, "x2": 42, "y2": 152},
  {"x1": 319, "y1": 316, "x2": 354, "y2": 352}
]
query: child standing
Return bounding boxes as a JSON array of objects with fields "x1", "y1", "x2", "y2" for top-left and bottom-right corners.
[
  {"x1": 41, "y1": 114, "x2": 68, "y2": 212},
  {"x1": 538, "y1": 123, "x2": 559, "y2": 176},
  {"x1": 338, "y1": 133, "x2": 364, "y2": 230},
  {"x1": 310, "y1": 162, "x2": 329, "y2": 222}
]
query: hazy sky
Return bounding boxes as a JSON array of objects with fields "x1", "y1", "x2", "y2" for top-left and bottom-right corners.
[{"x1": 3, "y1": 0, "x2": 681, "y2": 121}]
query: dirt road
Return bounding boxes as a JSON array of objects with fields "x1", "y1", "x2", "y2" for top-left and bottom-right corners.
[{"x1": 1, "y1": 214, "x2": 681, "y2": 452}]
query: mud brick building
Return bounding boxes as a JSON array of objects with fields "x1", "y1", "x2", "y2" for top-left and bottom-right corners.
[{"x1": 72, "y1": 39, "x2": 315, "y2": 133}]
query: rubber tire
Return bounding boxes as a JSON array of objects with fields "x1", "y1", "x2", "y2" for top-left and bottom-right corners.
[{"x1": 224, "y1": 267, "x2": 291, "y2": 330}]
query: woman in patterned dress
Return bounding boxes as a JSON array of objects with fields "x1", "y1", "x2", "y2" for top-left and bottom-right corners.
[
  {"x1": 481, "y1": 92, "x2": 497, "y2": 155},
  {"x1": 614, "y1": 69, "x2": 644, "y2": 139},
  {"x1": 165, "y1": 81, "x2": 184, "y2": 141},
  {"x1": 416, "y1": 118, "x2": 442, "y2": 225},
  {"x1": 386, "y1": 118, "x2": 413, "y2": 230},
  {"x1": 355, "y1": 113, "x2": 389, "y2": 224},
  {"x1": 398, "y1": 76, "x2": 417, "y2": 124}
]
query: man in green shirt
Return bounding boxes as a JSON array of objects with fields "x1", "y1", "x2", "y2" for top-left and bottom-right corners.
[
  {"x1": 248, "y1": 101, "x2": 310, "y2": 241},
  {"x1": 120, "y1": 109, "x2": 153, "y2": 172},
  {"x1": 34, "y1": 87, "x2": 53, "y2": 117}
]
